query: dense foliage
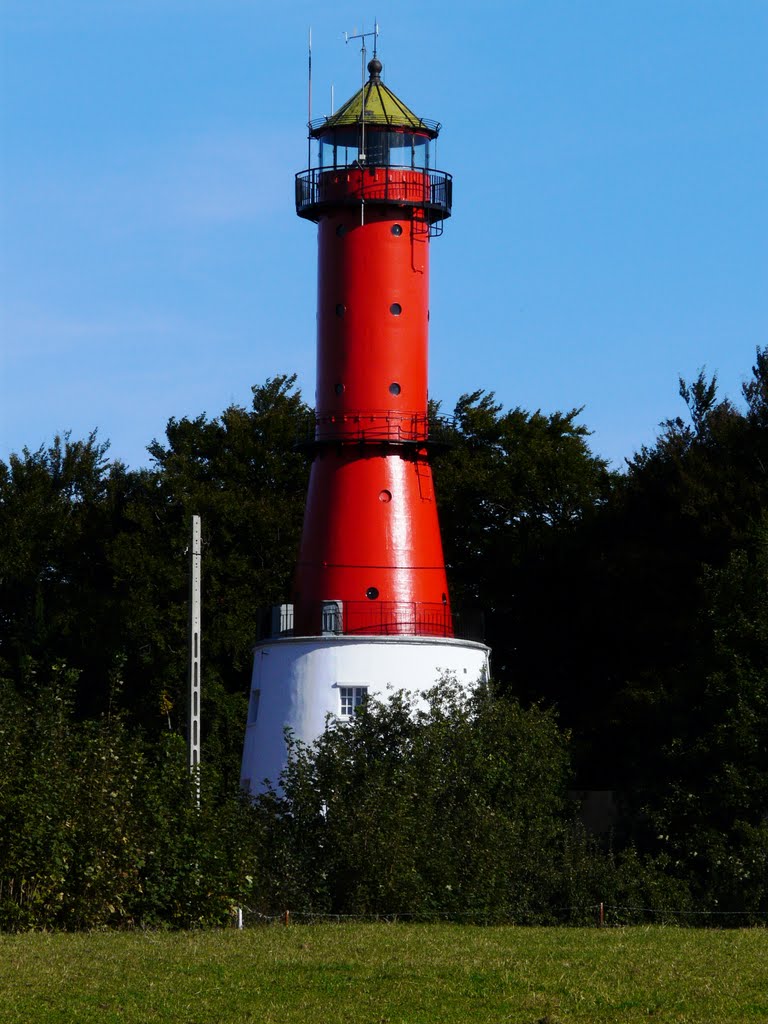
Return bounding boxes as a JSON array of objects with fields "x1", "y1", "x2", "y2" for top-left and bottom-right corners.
[
  {"x1": 266, "y1": 682, "x2": 573, "y2": 919},
  {"x1": 0, "y1": 663, "x2": 261, "y2": 929},
  {"x1": 2, "y1": 351, "x2": 768, "y2": 926}
]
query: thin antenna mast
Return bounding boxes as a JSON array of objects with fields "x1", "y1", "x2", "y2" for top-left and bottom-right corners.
[
  {"x1": 344, "y1": 20, "x2": 380, "y2": 163},
  {"x1": 344, "y1": 20, "x2": 379, "y2": 225},
  {"x1": 307, "y1": 27, "x2": 312, "y2": 170}
]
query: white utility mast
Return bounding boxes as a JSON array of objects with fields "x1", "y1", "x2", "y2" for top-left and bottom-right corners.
[{"x1": 188, "y1": 514, "x2": 202, "y2": 805}]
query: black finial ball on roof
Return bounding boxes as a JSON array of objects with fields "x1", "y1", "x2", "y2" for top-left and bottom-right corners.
[{"x1": 368, "y1": 57, "x2": 383, "y2": 80}]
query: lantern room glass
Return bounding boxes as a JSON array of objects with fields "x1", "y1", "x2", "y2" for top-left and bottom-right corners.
[{"x1": 316, "y1": 130, "x2": 431, "y2": 171}]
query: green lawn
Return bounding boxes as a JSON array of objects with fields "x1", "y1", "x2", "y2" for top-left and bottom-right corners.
[{"x1": 0, "y1": 924, "x2": 765, "y2": 1023}]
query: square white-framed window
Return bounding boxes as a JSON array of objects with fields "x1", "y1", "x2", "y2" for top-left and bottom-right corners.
[{"x1": 339, "y1": 685, "x2": 368, "y2": 718}]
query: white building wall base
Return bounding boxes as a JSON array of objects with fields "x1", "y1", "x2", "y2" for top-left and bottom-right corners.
[{"x1": 240, "y1": 634, "x2": 490, "y2": 793}]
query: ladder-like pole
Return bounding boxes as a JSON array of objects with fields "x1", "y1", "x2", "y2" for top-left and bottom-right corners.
[{"x1": 188, "y1": 514, "x2": 202, "y2": 806}]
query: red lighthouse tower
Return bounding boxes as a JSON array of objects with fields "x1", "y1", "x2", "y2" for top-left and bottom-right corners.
[
  {"x1": 293, "y1": 54, "x2": 453, "y2": 638},
  {"x1": 241, "y1": 49, "x2": 489, "y2": 791}
]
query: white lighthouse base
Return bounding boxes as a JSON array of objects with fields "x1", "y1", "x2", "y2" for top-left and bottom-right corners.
[{"x1": 240, "y1": 634, "x2": 490, "y2": 793}]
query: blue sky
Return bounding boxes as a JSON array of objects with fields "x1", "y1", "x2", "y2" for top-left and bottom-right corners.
[{"x1": 2, "y1": 0, "x2": 766, "y2": 471}]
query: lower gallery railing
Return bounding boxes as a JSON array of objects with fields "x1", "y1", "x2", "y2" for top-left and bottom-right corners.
[{"x1": 256, "y1": 602, "x2": 485, "y2": 643}]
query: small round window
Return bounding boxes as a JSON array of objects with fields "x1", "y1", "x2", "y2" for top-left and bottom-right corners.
[
  {"x1": 366, "y1": 587, "x2": 380, "y2": 600},
  {"x1": 391, "y1": 224, "x2": 403, "y2": 236},
  {"x1": 335, "y1": 383, "x2": 344, "y2": 395},
  {"x1": 390, "y1": 303, "x2": 402, "y2": 316},
  {"x1": 379, "y1": 489, "x2": 392, "y2": 503},
  {"x1": 389, "y1": 382, "x2": 401, "y2": 396},
  {"x1": 335, "y1": 303, "x2": 346, "y2": 317}
]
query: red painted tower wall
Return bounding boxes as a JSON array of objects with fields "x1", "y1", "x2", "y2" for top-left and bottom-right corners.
[{"x1": 293, "y1": 78, "x2": 453, "y2": 639}]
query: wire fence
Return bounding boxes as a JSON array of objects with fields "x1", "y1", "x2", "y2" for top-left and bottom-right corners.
[{"x1": 232, "y1": 904, "x2": 768, "y2": 930}]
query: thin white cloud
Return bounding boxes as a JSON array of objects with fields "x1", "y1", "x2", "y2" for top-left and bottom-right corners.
[
  {"x1": 0, "y1": 309, "x2": 212, "y2": 363},
  {"x1": 5, "y1": 128, "x2": 299, "y2": 238}
]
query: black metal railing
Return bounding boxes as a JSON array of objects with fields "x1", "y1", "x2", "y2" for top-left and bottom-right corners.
[
  {"x1": 295, "y1": 166, "x2": 452, "y2": 223},
  {"x1": 295, "y1": 410, "x2": 458, "y2": 449},
  {"x1": 256, "y1": 602, "x2": 484, "y2": 643}
]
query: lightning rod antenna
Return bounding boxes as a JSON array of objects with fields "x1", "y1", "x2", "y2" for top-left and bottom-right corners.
[
  {"x1": 307, "y1": 27, "x2": 312, "y2": 170},
  {"x1": 344, "y1": 19, "x2": 380, "y2": 224}
]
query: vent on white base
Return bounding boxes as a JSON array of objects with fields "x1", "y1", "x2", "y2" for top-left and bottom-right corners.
[
  {"x1": 271, "y1": 603, "x2": 293, "y2": 636},
  {"x1": 322, "y1": 600, "x2": 343, "y2": 635}
]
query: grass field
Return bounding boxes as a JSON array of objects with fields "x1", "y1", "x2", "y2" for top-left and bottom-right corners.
[{"x1": 0, "y1": 923, "x2": 765, "y2": 1023}]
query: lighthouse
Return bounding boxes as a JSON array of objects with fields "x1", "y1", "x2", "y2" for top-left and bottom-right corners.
[{"x1": 240, "y1": 50, "x2": 490, "y2": 792}]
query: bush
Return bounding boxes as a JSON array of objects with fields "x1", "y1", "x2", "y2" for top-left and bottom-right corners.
[
  {"x1": 254, "y1": 680, "x2": 580, "y2": 921},
  {"x1": 0, "y1": 664, "x2": 262, "y2": 929}
]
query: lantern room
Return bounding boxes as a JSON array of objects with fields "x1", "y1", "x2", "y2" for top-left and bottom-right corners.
[{"x1": 295, "y1": 58, "x2": 452, "y2": 229}]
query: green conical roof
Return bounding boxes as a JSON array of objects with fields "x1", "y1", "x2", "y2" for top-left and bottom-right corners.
[{"x1": 311, "y1": 58, "x2": 440, "y2": 138}]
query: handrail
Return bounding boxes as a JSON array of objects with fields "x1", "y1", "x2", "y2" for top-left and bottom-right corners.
[
  {"x1": 295, "y1": 166, "x2": 452, "y2": 223},
  {"x1": 257, "y1": 601, "x2": 485, "y2": 643},
  {"x1": 296, "y1": 410, "x2": 458, "y2": 447}
]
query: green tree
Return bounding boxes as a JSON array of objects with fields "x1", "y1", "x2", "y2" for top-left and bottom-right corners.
[
  {"x1": 431, "y1": 390, "x2": 614, "y2": 689},
  {"x1": 526, "y1": 360, "x2": 765, "y2": 795},
  {"x1": 648, "y1": 522, "x2": 768, "y2": 914},
  {"x1": 121, "y1": 375, "x2": 311, "y2": 778},
  {"x1": 0, "y1": 432, "x2": 135, "y2": 714},
  {"x1": 0, "y1": 377, "x2": 311, "y2": 784}
]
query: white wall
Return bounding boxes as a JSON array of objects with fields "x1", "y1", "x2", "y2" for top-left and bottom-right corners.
[{"x1": 240, "y1": 634, "x2": 490, "y2": 792}]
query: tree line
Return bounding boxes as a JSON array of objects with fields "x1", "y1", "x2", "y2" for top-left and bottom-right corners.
[{"x1": 1, "y1": 352, "x2": 767, "y2": 927}]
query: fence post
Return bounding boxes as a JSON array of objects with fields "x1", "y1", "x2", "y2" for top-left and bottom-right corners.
[
  {"x1": 284, "y1": 909, "x2": 291, "y2": 927},
  {"x1": 599, "y1": 902, "x2": 605, "y2": 927}
]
